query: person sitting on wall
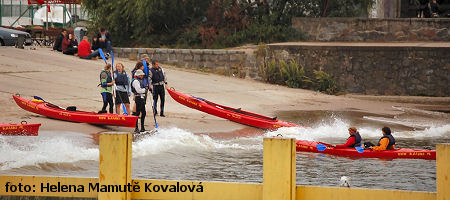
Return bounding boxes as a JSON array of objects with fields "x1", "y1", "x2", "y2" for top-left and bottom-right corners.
[
  {"x1": 423, "y1": 0, "x2": 440, "y2": 18},
  {"x1": 97, "y1": 28, "x2": 112, "y2": 53}
]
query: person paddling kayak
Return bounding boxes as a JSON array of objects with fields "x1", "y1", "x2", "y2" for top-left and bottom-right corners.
[
  {"x1": 333, "y1": 126, "x2": 362, "y2": 148},
  {"x1": 132, "y1": 69, "x2": 147, "y2": 133},
  {"x1": 365, "y1": 126, "x2": 396, "y2": 151}
]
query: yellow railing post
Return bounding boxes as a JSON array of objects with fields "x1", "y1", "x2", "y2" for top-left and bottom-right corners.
[
  {"x1": 99, "y1": 132, "x2": 132, "y2": 200},
  {"x1": 436, "y1": 143, "x2": 450, "y2": 200},
  {"x1": 263, "y1": 137, "x2": 296, "y2": 200}
]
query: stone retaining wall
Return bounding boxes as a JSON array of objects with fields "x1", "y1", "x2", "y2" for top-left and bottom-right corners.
[
  {"x1": 112, "y1": 47, "x2": 260, "y2": 79},
  {"x1": 113, "y1": 44, "x2": 449, "y2": 96},
  {"x1": 266, "y1": 44, "x2": 449, "y2": 96},
  {"x1": 293, "y1": 18, "x2": 450, "y2": 42}
]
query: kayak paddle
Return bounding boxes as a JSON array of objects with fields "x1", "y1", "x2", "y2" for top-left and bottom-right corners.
[
  {"x1": 317, "y1": 143, "x2": 365, "y2": 153},
  {"x1": 316, "y1": 144, "x2": 327, "y2": 151},
  {"x1": 355, "y1": 146, "x2": 364, "y2": 153},
  {"x1": 143, "y1": 59, "x2": 158, "y2": 129},
  {"x1": 98, "y1": 48, "x2": 107, "y2": 64}
]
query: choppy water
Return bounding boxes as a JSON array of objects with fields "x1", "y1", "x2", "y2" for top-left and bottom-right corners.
[{"x1": 1, "y1": 107, "x2": 449, "y2": 192}]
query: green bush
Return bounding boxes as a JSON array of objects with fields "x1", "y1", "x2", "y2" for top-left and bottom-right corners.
[
  {"x1": 260, "y1": 59, "x2": 338, "y2": 94},
  {"x1": 313, "y1": 70, "x2": 338, "y2": 95},
  {"x1": 280, "y1": 60, "x2": 311, "y2": 88}
]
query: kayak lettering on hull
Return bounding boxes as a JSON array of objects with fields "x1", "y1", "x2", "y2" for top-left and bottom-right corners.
[
  {"x1": 2, "y1": 126, "x2": 24, "y2": 130},
  {"x1": 59, "y1": 112, "x2": 71, "y2": 117},
  {"x1": 21, "y1": 101, "x2": 38, "y2": 111},
  {"x1": 226, "y1": 113, "x2": 241, "y2": 119},
  {"x1": 98, "y1": 116, "x2": 127, "y2": 120}
]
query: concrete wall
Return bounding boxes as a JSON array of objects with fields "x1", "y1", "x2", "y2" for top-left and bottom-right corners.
[
  {"x1": 293, "y1": 18, "x2": 450, "y2": 42},
  {"x1": 112, "y1": 47, "x2": 260, "y2": 79},
  {"x1": 266, "y1": 43, "x2": 450, "y2": 96}
]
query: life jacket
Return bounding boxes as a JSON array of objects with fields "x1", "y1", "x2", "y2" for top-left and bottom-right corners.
[
  {"x1": 150, "y1": 67, "x2": 165, "y2": 84},
  {"x1": 348, "y1": 132, "x2": 362, "y2": 147},
  {"x1": 131, "y1": 78, "x2": 145, "y2": 95},
  {"x1": 114, "y1": 70, "x2": 129, "y2": 87},
  {"x1": 378, "y1": 134, "x2": 395, "y2": 150},
  {"x1": 131, "y1": 69, "x2": 149, "y2": 87},
  {"x1": 99, "y1": 70, "x2": 112, "y2": 87}
]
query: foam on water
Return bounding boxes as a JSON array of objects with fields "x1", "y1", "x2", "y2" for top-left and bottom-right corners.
[
  {"x1": 0, "y1": 132, "x2": 98, "y2": 170},
  {"x1": 267, "y1": 118, "x2": 450, "y2": 140},
  {"x1": 132, "y1": 127, "x2": 261, "y2": 157}
]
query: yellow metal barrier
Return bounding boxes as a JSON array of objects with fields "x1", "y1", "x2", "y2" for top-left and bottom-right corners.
[
  {"x1": 436, "y1": 143, "x2": 450, "y2": 200},
  {"x1": 296, "y1": 185, "x2": 436, "y2": 200},
  {"x1": 0, "y1": 133, "x2": 448, "y2": 200},
  {"x1": 263, "y1": 138, "x2": 296, "y2": 200},
  {"x1": 99, "y1": 132, "x2": 132, "y2": 200}
]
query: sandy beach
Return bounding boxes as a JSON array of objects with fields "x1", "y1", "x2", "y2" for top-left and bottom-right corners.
[{"x1": 0, "y1": 46, "x2": 448, "y2": 134}]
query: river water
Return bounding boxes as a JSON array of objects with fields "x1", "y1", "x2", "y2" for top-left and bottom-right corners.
[{"x1": 1, "y1": 107, "x2": 449, "y2": 192}]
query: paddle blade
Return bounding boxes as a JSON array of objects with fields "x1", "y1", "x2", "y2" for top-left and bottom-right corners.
[
  {"x1": 316, "y1": 144, "x2": 327, "y2": 151},
  {"x1": 155, "y1": 121, "x2": 158, "y2": 129},
  {"x1": 122, "y1": 104, "x2": 128, "y2": 115},
  {"x1": 355, "y1": 146, "x2": 364, "y2": 153},
  {"x1": 98, "y1": 48, "x2": 107, "y2": 64},
  {"x1": 142, "y1": 59, "x2": 148, "y2": 75},
  {"x1": 110, "y1": 51, "x2": 114, "y2": 67},
  {"x1": 33, "y1": 96, "x2": 45, "y2": 102}
]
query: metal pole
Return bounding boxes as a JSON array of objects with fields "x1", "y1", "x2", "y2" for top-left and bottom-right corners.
[
  {"x1": 10, "y1": 0, "x2": 12, "y2": 17},
  {"x1": 30, "y1": 5, "x2": 33, "y2": 25},
  {"x1": 45, "y1": 0, "x2": 48, "y2": 30},
  {"x1": 74, "y1": 3, "x2": 77, "y2": 26},
  {"x1": 63, "y1": 4, "x2": 65, "y2": 28},
  {"x1": 19, "y1": 0, "x2": 21, "y2": 18},
  {"x1": 0, "y1": 0, "x2": 3, "y2": 26}
]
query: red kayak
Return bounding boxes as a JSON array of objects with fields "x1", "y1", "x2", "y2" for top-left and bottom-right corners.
[
  {"x1": 167, "y1": 88, "x2": 300, "y2": 130},
  {"x1": 0, "y1": 121, "x2": 41, "y2": 136},
  {"x1": 296, "y1": 140, "x2": 436, "y2": 160},
  {"x1": 13, "y1": 95, "x2": 137, "y2": 127}
]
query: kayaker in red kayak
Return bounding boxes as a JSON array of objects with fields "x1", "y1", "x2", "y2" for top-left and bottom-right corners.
[
  {"x1": 98, "y1": 64, "x2": 115, "y2": 114},
  {"x1": 366, "y1": 126, "x2": 396, "y2": 151},
  {"x1": 132, "y1": 69, "x2": 147, "y2": 133},
  {"x1": 334, "y1": 126, "x2": 362, "y2": 148}
]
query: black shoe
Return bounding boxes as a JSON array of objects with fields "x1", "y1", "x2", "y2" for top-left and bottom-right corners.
[
  {"x1": 98, "y1": 110, "x2": 107, "y2": 114},
  {"x1": 160, "y1": 114, "x2": 165, "y2": 117},
  {"x1": 134, "y1": 128, "x2": 140, "y2": 133},
  {"x1": 154, "y1": 110, "x2": 158, "y2": 115},
  {"x1": 140, "y1": 128, "x2": 146, "y2": 133}
]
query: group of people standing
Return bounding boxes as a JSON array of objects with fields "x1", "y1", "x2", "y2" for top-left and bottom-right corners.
[
  {"x1": 53, "y1": 28, "x2": 112, "y2": 60},
  {"x1": 98, "y1": 57, "x2": 167, "y2": 133},
  {"x1": 333, "y1": 126, "x2": 396, "y2": 151}
]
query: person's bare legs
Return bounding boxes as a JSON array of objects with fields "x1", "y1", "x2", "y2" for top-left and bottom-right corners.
[
  {"x1": 125, "y1": 103, "x2": 131, "y2": 115},
  {"x1": 115, "y1": 104, "x2": 121, "y2": 114}
]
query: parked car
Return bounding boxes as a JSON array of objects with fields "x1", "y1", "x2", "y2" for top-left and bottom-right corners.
[{"x1": 0, "y1": 27, "x2": 32, "y2": 46}]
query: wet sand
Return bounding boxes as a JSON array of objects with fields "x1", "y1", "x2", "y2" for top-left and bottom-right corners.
[{"x1": 0, "y1": 46, "x2": 448, "y2": 134}]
